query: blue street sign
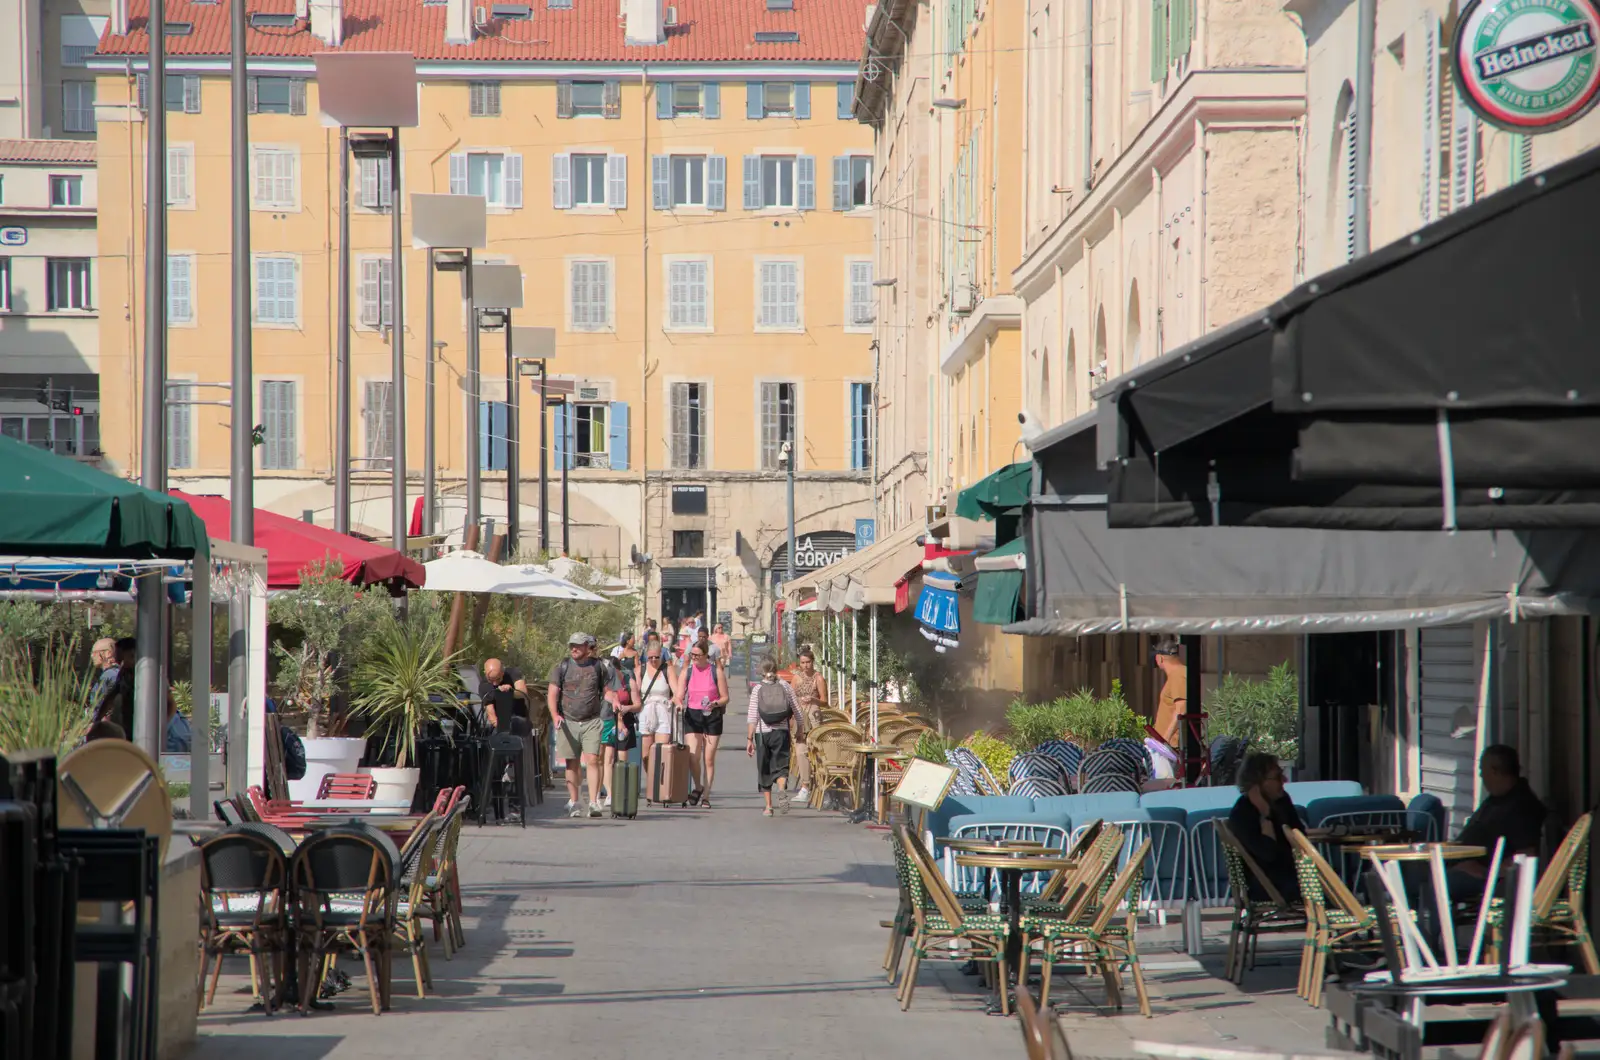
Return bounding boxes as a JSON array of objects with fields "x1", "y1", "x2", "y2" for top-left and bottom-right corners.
[{"x1": 854, "y1": 518, "x2": 876, "y2": 550}]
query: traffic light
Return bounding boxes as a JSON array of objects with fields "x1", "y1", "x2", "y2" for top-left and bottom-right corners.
[{"x1": 71, "y1": 406, "x2": 83, "y2": 416}]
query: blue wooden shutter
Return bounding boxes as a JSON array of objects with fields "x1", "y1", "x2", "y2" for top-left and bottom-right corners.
[
  {"x1": 794, "y1": 81, "x2": 811, "y2": 119},
  {"x1": 832, "y1": 156, "x2": 849, "y2": 210},
  {"x1": 553, "y1": 403, "x2": 574, "y2": 471},
  {"x1": 707, "y1": 155, "x2": 727, "y2": 210},
  {"x1": 656, "y1": 84, "x2": 673, "y2": 119},
  {"x1": 742, "y1": 155, "x2": 760, "y2": 209},
  {"x1": 480, "y1": 401, "x2": 508, "y2": 471},
  {"x1": 796, "y1": 155, "x2": 816, "y2": 210},
  {"x1": 746, "y1": 82, "x2": 764, "y2": 119},
  {"x1": 652, "y1": 155, "x2": 670, "y2": 209},
  {"x1": 836, "y1": 80, "x2": 854, "y2": 120},
  {"x1": 703, "y1": 81, "x2": 720, "y2": 119},
  {"x1": 608, "y1": 401, "x2": 629, "y2": 471}
]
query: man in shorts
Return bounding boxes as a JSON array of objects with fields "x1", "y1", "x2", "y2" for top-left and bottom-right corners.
[{"x1": 548, "y1": 632, "x2": 618, "y2": 818}]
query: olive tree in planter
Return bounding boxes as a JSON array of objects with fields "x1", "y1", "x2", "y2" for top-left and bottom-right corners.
[{"x1": 350, "y1": 612, "x2": 460, "y2": 805}]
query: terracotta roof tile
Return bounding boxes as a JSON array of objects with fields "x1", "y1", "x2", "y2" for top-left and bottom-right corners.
[
  {"x1": 97, "y1": 0, "x2": 867, "y2": 63},
  {"x1": 0, "y1": 139, "x2": 98, "y2": 164}
]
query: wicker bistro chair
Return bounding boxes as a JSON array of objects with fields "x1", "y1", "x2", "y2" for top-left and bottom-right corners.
[
  {"x1": 419, "y1": 798, "x2": 470, "y2": 957},
  {"x1": 1028, "y1": 825, "x2": 1124, "y2": 916},
  {"x1": 1023, "y1": 838, "x2": 1155, "y2": 1016},
  {"x1": 1286, "y1": 828, "x2": 1378, "y2": 1008},
  {"x1": 1214, "y1": 820, "x2": 1307, "y2": 986},
  {"x1": 1486, "y1": 812, "x2": 1598, "y2": 973},
  {"x1": 807, "y1": 724, "x2": 867, "y2": 811},
  {"x1": 390, "y1": 817, "x2": 444, "y2": 997},
  {"x1": 896, "y1": 825, "x2": 1016, "y2": 1013},
  {"x1": 883, "y1": 823, "x2": 989, "y2": 985},
  {"x1": 197, "y1": 823, "x2": 295, "y2": 1013},
  {"x1": 291, "y1": 826, "x2": 401, "y2": 1015}
]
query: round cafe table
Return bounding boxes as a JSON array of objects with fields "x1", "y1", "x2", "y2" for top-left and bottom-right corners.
[
  {"x1": 1345, "y1": 842, "x2": 1487, "y2": 862},
  {"x1": 953, "y1": 851, "x2": 1079, "y2": 1012},
  {"x1": 942, "y1": 838, "x2": 1050, "y2": 855}
]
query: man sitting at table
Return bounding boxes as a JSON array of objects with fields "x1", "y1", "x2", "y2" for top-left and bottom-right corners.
[
  {"x1": 1228, "y1": 752, "x2": 1303, "y2": 902},
  {"x1": 1450, "y1": 744, "x2": 1546, "y2": 900}
]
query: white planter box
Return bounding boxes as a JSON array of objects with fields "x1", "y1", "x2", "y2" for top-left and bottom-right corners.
[
  {"x1": 288, "y1": 736, "x2": 366, "y2": 801},
  {"x1": 360, "y1": 766, "x2": 420, "y2": 808}
]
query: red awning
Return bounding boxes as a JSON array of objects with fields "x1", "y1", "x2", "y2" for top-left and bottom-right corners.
[{"x1": 171, "y1": 491, "x2": 426, "y2": 590}]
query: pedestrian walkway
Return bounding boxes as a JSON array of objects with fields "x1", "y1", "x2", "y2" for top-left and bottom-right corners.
[{"x1": 187, "y1": 744, "x2": 1342, "y2": 1059}]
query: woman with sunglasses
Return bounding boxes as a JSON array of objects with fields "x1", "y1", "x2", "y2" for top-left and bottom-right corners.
[{"x1": 677, "y1": 641, "x2": 728, "y2": 806}]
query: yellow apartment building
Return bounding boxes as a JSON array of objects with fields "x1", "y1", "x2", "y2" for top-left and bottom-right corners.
[
  {"x1": 90, "y1": 0, "x2": 877, "y2": 629},
  {"x1": 853, "y1": 0, "x2": 1031, "y2": 723}
]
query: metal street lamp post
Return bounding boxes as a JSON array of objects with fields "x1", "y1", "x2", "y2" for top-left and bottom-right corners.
[
  {"x1": 512, "y1": 326, "x2": 556, "y2": 556},
  {"x1": 134, "y1": 0, "x2": 170, "y2": 755},
  {"x1": 315, "y1": 53, "x2": 418, "y2": 544},
  {"x1": 410, "y1": 193, "x2": 487, "y2": 540},
  {"x1": 226, "y1": 0, "x2": 253, "y2": 770},
  {"x1": 781, "y1": 440, "x2": 796, "y2": 655},
  {"x1": 466, "y1": 263, "x2": 523, "y2": 549}
]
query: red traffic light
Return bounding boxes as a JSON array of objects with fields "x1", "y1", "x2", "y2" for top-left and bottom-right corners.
[{"x1": 71, "y1": 406, "x2": 84, "y2": 416}]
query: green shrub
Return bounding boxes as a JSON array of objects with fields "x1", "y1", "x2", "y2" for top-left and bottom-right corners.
[
  {"x1": 1206, "y1": 662, "x2": 1299, "y2": 761},
  {"x1": 962, "y1": 730, "x2": 1016, "y2": 786},
  {"x1": 912, "y1": 729, "x2": 957, "y2": 765},
  {"x1": 1056, "y1": 681, "x2": 1145, "y2": 749},
  {"x1": 0, "y1": 636, "x2": 90, "y2": 756},
  {"x1": 1005, "y1": 697, "x2": 1069, "y2": 751}
]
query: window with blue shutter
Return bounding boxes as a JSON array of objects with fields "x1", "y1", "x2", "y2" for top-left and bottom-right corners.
[
  {"x1": 794, "y1": 81, "x2": 811, "y2": 119},
  {"x1": 849, "y1": 382, "x2": 872, "y2": 470},
  {"x1": 553, "y1": 402, "x2": 575, "y2": 470},
  {"x1": 479, "y1": 401, "x2": 507, "y2": 471},
  {"x1": 837, "y1": 80, "x2": 855, "y2": 120},
  {"x1": 746, "y1": 82, "x2": 764, "y2": 119},
  {"x1": 703, "y1": 82, "x2": 721, "y2": 119},
  {"x1": 656, "y1": 85, "x2": 673, "y2": 119},
  {"x1": 608, "y1": 401, "x2": 629, "y2": 471},
  {"x1": 832, "y1": 156, "x2": 850, "y2": 210}
]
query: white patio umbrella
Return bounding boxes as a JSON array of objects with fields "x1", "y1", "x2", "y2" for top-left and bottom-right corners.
[{"x1": 421, "y1": 550, "x2": 605, "y2": 602}]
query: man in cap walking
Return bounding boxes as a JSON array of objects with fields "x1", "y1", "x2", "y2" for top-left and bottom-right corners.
[{"x1": 548, "y1": 632, "x2": 619, "y2": 818}]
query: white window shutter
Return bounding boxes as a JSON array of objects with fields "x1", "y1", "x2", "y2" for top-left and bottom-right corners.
[
  {"x1": 552, "y1": 153, "x2": 572, "y2": 209},
  {"x1": 832, "y1": 156, "x2": 849, "y2": 211},
  {"x1": 707, "y1": 155, "x2": 727, "y2": 211},
  {"x1": 504, "y1": 152, "x2": 523, "y2": 208},
  {"x1": 359, "y1": 259, "x2": 381, "y2": 326},
  {"x1": 449, "y1": 152, "x2": 469, "y2": 195},
  {"x1": 606, "y1": 153, "x2": 627, "y2": 208},
  {"x1": 183, "y1": 76, "x2": 201, "y2": 113},
  {"x1": 360, "y1": 157, "x2": 378, "y2": 208},
  {"x1": 651, "y1": 155, "x2": 670, "y2": 210},
  {"x1": 742, "y1": 155, "x2": 760, "y2": 210},
  {"x1": 796, "y1": 155, "x2": 816, "y2": 210}
]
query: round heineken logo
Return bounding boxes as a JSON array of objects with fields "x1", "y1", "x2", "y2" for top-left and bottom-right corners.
[{"x1": 1454, "y1": 0, "x2": 1600, "y2": 131}]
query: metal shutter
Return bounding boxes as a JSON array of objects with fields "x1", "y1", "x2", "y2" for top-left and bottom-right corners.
[{"x1": 1417, "y1": 624, "x2": 1479, "y2": 835}]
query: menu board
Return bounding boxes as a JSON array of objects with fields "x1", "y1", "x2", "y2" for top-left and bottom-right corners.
[{"x1": 891, "y1": 759, "x2": 958, "y2": 811}]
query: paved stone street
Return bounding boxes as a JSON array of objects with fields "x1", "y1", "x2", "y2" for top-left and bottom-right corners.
[{"x1": 187, "y1": 746, "x2": 1325, "y2": 1060}]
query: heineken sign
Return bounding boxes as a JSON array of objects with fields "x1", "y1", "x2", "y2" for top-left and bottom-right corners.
[{"x1": 1454, "y1": 0, "x2": 1600, "y2": 132}]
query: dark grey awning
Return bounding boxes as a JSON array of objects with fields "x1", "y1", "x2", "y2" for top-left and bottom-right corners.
[{"x1": 1007, "y1": 499, "x2": 1600, "y2": 636}]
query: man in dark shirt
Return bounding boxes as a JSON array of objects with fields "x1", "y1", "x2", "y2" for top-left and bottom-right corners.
[
  {"x1": 1453, "y1": 744, "x2": 1546, "y2": 898},
  {"x1": 1228, "y1": 752, "x2": 1304, "y2": 902},
  {"x1": 478, "y1": 658, "x2": 527, "y2": 732}
]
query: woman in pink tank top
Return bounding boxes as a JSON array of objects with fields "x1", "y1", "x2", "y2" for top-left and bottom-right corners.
[{"x1": 675, "y1": 642, "x2": 728, "y2": 806}]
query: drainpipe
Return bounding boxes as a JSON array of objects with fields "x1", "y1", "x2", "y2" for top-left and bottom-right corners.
[
  {"x1": 1352, "y1": 0, "x2": 1375, "y2": 257},
  {"x1": 1082, "y1": 0, "x2": 1094, "y2": 194}
]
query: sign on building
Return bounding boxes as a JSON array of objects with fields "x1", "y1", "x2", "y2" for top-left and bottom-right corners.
[{"x1": 1453, "y1": 0, "x2": 1600, "y2": 132}]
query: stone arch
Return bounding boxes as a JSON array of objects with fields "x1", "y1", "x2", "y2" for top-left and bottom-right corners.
[
  {"x1": 1065, "y1": 331, "x2": 1077, "y2": 418},
  {"x1": 1093, "y1": 305, "x2": 1108, "y2": 382},
  {"x1": 1126, "y1": 281, "x2": 1143, "y2": 366}
]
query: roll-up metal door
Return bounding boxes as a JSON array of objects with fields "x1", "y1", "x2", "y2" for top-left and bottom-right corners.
[{"x1": 1418, "y1": 624, "x2": 1480, "y2": 835}]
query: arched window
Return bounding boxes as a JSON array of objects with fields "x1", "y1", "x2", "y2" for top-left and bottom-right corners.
[
  {"x1": 1126, "y1": 282, "x2": 1143, "y2": 365},
  {"x1": 1065, "y1": 332, "x2": 1077, "y2": 417},
  {"x1": 1330, "y1": 82, "x2": 1356, "y2": 263},
  {"x1": 1094, "y1": 306, "x2": 1108, "y2": 382},
  {"x1": 1040, "y1": 355, "x2": 1052, "y2": 424}
]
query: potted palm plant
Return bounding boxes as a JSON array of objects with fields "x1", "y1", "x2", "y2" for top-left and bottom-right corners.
[{"x1": 349, "y1": 614, "x2": 460, "y2": 806}]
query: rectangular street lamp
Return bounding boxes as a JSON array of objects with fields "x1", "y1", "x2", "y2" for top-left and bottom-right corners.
[
  {"x1": 411, "y1": 194, "x2": 486, "y2": 539},
  {"x1": 315, "y1": 53, "x2": 418, "y2": 550},
  {"x1": 512, "y1": 326, "x2": 557, "y2": 554},
  {"x1": 470, "y1": 263, "x2": 524, "y2": 554}
]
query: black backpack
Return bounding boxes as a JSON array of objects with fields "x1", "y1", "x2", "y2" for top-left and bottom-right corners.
[
  {"x1": 281, "y1": 728, "x2": 308, "y2": 780},
  {"x1": 756, "y1": 680, "x2": 793, "y2": 726}
]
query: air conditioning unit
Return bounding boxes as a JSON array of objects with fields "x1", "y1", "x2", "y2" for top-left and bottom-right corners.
[
  {"x1": 950, "y1": 271, "x2": 977, "y2": 314},
  {"x1": 664, "y1": 5, "x2": 678, "y2": 26},
  {"x1": 576, "y1": 379, "x2": 612, "y2": 402},
  {"x1": 473, "y1": 4, "x2": 488, "y2": 26}
]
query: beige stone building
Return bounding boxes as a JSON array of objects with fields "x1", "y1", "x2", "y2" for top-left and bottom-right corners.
[{"x1": 0, "y1": 0, "x2": 105, "y2": 454}]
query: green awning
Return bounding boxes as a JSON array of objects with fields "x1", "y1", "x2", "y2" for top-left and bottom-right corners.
[
  {"x1": 973, "y1": 537, "x2": 1026, "y2": 626},
  {"x1": 954, "y1": 461, "x2": 1031, "y2": 521},
  {"x1": 0, "y1": 437, "x2": 208, "y2": 559}
]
